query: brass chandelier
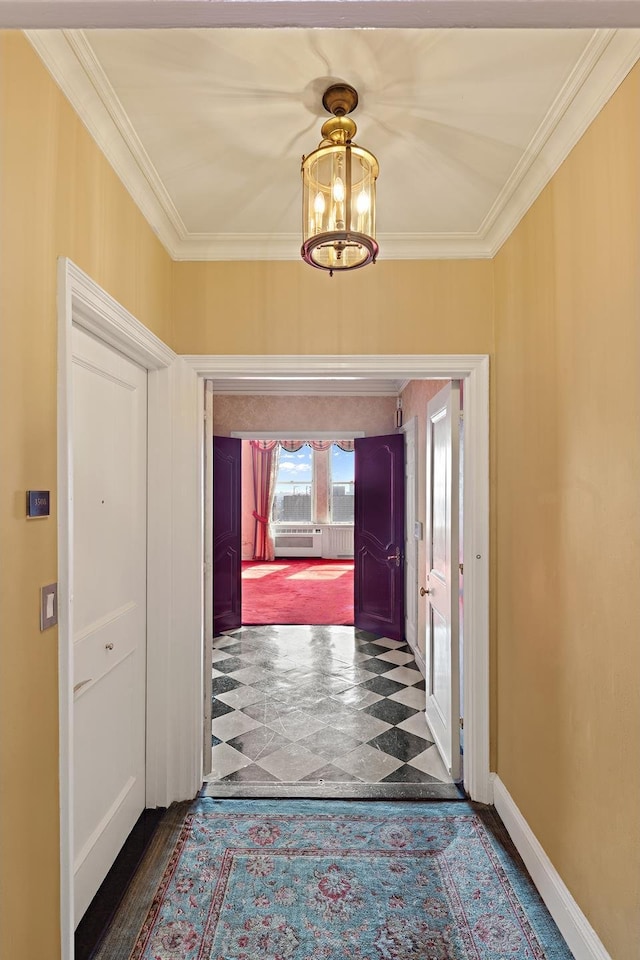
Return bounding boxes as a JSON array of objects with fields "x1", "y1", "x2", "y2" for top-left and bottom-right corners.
[{"x1": 301, "y1": 83, "x2": 379, "y2": 275}]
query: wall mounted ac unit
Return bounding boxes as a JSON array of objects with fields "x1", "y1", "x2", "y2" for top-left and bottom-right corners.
[{"x1": 274, "y1": 527, "x2": 323, "y2": 558}]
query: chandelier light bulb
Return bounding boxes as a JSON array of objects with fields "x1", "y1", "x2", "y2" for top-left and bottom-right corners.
[
  {"x1": 356, "y1": 190, "x2": 370, "y2": 214},
  {"x1": 332, "y1": 177, "x2": 345, "y2": 203},
  {"x1": 314, "y1": 192, "x2": 325, "y2": 214}
]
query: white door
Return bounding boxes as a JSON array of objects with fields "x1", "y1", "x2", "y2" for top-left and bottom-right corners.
[
  {"x1": 202, "y1": 380, "x2": 214, "y2": 777},
  {"x1": 424, "y1": 382, "x2": 461, "y2": 780},
  {"x1": 72, "y1": 325, "x2": 147, "y2": 924},
  {"x1": 402, "y1": 417, "x2": 418, "y2": 652}
]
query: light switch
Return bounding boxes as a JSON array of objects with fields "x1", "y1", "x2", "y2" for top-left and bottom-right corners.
[{"x1": 40, "y1": 583, "x2": 58, "y2": 631}]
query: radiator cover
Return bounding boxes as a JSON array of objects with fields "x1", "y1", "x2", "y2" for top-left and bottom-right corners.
[{"x1": 274, "y1": 527, "x2": 322, "y2": 557}]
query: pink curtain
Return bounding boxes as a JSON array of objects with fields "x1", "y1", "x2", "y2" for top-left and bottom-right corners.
[{"x1": 250, "y1": 440, "x2": 279, "y2": 561}]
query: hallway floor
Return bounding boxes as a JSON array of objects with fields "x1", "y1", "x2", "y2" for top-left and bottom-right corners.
[{"x1": 204, "y1": 624, "x2": 460, "y2": 798}]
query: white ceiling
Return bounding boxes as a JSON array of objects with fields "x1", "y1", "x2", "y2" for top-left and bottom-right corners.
[{"x1": 29, "y1": 27, "x2": 640, "y2": 260}]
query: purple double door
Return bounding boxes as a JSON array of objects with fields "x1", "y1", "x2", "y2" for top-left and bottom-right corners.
[{"x1": 212, "y1": 433, "x2": 405, "y2": 640}]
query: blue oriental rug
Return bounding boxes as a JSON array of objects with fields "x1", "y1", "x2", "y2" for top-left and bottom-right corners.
[{"x1": 130, "y1": 799, "x2": 572, "y2": 960}]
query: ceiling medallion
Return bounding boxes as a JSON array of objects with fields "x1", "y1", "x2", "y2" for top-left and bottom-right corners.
[{"x1": 301, "y1": 83, "x2": 379, "y2": 276}]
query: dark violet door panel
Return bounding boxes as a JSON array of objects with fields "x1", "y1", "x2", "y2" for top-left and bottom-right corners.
[
  {"x1": 213, "y1": 436, "x2": 242, "y2": 634},
  {"x1": 354, "y1": 433, "x2": 405, "y2": 640}
]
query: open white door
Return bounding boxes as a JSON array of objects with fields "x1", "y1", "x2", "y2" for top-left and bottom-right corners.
[{"x1": 424, "y1": 382, "x2": 461, "y2": 780}]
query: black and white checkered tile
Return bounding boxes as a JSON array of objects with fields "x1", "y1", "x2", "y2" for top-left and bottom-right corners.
[{"x1": 207, "y1": 625, "x2": 453, "y2": 787}]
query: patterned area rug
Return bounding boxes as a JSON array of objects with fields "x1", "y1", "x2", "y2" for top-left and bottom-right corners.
[{"x1": 129, "y1": 799, "x2": 572, "y2": 960}]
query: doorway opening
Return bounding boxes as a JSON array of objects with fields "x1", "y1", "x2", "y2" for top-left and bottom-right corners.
[
  {"x1": 238, "y1": 435, "x2": 358, "y2": 627},
  {"x1": 194, "y1": 353, "x2": 489, "y2": 807},
  {"x1": 204, "y1": 375, "x2": 471, "y2": 798}
]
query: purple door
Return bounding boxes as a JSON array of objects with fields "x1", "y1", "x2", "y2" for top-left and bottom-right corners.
[
  {"x1": 213, "y1": 436, "x2": 242, "y2": 634},
  {"x1": 354, "y1": 434, "x2": 405, "y2": 640}
]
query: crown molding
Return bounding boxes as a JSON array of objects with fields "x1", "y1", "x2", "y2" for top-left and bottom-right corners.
[
  {"x1": 482, "y1": 27, "x2": 640, "y2": 255},
  {"x1": 26, "y1": 29, "x2": 186, "y2": 258},
  {"x1": 174, "y1": 232, "x2": 492, "y2": 261},
  {"x1": 27, "y1": 27, "x2": 640, "y2": 262}
]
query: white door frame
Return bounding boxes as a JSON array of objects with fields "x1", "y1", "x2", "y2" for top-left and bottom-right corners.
[
  {"x1": 57, "y1": 260, "x2": 203, "y2": 959},
  {"x1": 184, "y1": 353, "x2": 490, "y2": 805},
  {"x1": 400, "y1": 416, "x2": 420, "y2": 664}
]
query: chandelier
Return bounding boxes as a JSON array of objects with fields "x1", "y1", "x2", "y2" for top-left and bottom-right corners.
[{"x1": 301, "y1": 83, "x2": 379, "y2": 276}]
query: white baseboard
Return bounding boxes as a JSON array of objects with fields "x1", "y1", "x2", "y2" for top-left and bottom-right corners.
[{"x1": 492, "y1": 775, "x2": 612, "y2": 960}]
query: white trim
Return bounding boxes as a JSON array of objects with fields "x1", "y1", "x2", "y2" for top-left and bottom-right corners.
[
  {"x1": 493, "y1": 776, "x2": 613, "y2": 960},
  {"x1": 484, "y1": 28, "x2": 640, "y2": 255},
  {"x1": 400, "y1": 416, "x2": 419, "y2": 656},
  {"x1": 202, "y1": 381, "x2": 213, "y2": 778},
  {"x1": 56, "y1": 258, "x2": 75, "y2": 960},
  {"x1": 57, "y1": 259, "x2": 201, "y2": 957},
  {"x1": 212, "y1": 378, "x2": 406, "y2": 396},
  {"x1": 460, "y1": 356, "x2": 491, "y2": 803},
  {"x1": 185, "y1": 355, "x2": 487, "y2": 379},
  {"x1": 188, "y1": 353, "x2": 490, "y2": 804},
  {"x1": 174, "y1": 232, "x2": 490, "y2": 261},
  {"x1": 145, "y1": 358, "x2": 203, "y2": 809},
  {"x1": 26, "y1": 29, "x2": 185, "y2": 260},
  {"x1": 60, "y1": 262, "x2": 175, "y2": 371},
  {"x1": 27, "y1": 28, "x2": 640, "y2": 262},
  {"x1": 6, "y1": 1, "x2": 640, "y2": 30},
  {"x1": 412, "y1": 642, "x2": 427, "y2": 679}
]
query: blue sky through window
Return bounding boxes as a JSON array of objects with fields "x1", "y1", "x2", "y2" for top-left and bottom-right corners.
[
  {"x1": 332, "y1": 446, "x2": 354, "y2": 483},
  {"x1": 277, "y1": 447, "x2": 312, "y2": 483}
]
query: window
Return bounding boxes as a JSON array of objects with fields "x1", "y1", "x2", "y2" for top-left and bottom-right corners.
[
  {"x1": 272, "y1": 446, "x2": 313, "y2": 522},
  {"x1": 330, "y1": 446, "x2": 355, "y2": 523},
  {"x1": 271, "y1": 444, "x2": 355, "y2": 524}
]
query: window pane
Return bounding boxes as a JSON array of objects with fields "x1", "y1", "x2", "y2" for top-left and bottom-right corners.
[
  {"x1": 272, "y1": 447, "x2": 313, "y2": 522},
  {"x1": 331, "y1": 446, "x2": 355, "y2": 523}
]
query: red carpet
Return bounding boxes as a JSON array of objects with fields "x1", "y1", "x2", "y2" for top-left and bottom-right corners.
[{"x1": 241, "y1": 559, "x2": 354, "y2": 625}]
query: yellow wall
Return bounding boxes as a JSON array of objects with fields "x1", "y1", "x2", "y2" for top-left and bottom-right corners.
[
  {"x1": 2, "y1": 25, "x2": 639, "y2": 960},
  {"x1": 0, "y1": 33, "x2": 174, "y2": 959},
  {"x1": 171, "y1": 259, "x2": 494, "y2": 356},
  {"x1": 493, "y1": 65, "x2": 640, "y2": 958}
]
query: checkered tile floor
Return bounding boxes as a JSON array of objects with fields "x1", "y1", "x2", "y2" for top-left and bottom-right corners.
[{"x1": 206, "y1": 625, "x2": 453, "y2": 788}]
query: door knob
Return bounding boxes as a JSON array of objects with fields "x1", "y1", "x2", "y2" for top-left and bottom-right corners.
[
  {"x1": 386, "y1": 547, "x2": 402, "y2": 568},
  {"x1": 420, "y1": 586, "x2": 433, "y2": 597}
]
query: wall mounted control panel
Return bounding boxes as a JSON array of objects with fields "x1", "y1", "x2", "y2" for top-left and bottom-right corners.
[{"x1": 40, "y1": 583, "x2": 58, "y2": 631}]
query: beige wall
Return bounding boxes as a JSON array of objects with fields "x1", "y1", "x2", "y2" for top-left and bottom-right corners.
[
  {"x1": 493, "y1": 65, "x2": 640, "y2": 959},
  {"x1": 172, "y1": 258, "x2": 494, "y2": 356},
  {"x1": 0, "y1": 34, "x2": 174, "y2": 960}
]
